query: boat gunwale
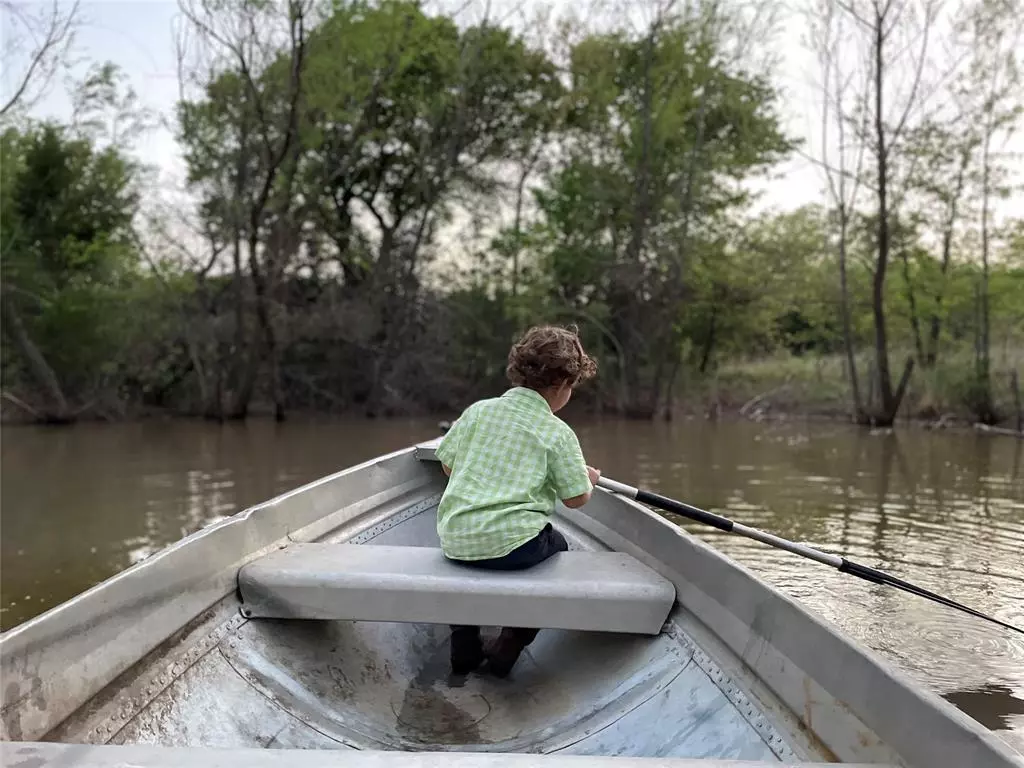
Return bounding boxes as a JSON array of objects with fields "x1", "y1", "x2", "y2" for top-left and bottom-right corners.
[{"x1": 0, "y1": 741, "x2": 899, "y2": 768}]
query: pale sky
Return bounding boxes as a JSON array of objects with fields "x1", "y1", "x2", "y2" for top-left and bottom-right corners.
[{"x1": 2, "y1": 0, "x2": 1020, "y2": 261}]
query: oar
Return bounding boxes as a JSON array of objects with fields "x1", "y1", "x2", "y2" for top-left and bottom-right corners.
[{"x1": 597, "y1": 476, "x2": 1024, "y2": 636}]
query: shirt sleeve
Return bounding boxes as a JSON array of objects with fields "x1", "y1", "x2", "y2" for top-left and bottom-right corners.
[
  {"x1": 549, "y1": 427, "x2": 591, "y2": 500},
  {"x1": 436, "y1": 407, "x2": 471, "y2": 468}
]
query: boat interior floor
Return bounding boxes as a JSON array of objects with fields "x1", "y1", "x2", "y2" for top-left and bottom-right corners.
[
  {"x1": 55, "y1": 499, "x2": 801, "y2": 763},
  {"x1": 106, "y1": 613, "x2": 788, "y2": 761}
]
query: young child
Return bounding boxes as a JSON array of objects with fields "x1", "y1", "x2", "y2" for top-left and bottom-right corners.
[{"x1": 435, "y1": 325, "x2": 601, "y2": 678}]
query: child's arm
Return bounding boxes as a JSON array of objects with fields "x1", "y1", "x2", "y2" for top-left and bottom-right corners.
[
  {"x1": 437, "y1": 408, "x2": 472, "y2": 476},
  {"x1": 550, "y1": 432, "x2": 596, "y2": 508},
  {"x1": 561, "y1": 490, "x2": 591, "y2": 508}
]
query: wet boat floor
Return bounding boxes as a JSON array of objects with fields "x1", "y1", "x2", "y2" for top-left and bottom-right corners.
[
  {"x1": 108, "y1": 613, "x2": 787, "y2": 761},
  {"x1": 106, "y1": 501, "x2": 793, "y2": 761}
]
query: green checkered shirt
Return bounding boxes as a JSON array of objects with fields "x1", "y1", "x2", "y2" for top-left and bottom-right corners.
[{"x1": 435, "y1": 387, "x2": 592, "y2": 560}]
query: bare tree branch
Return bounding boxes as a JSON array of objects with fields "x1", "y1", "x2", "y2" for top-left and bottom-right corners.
[
  {"x1": 0, "y1": 0, "x2": 79, "y2": 117},
  {"x1": 889, "y1": 0, "x2": 938, "y2": 146}
]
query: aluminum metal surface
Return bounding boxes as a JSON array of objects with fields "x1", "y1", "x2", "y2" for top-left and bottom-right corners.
[
  {"x1": 238, "y1": 543, "x2": 675, "y2": 633},
  {"x1": 1, "y1": 743, "x2": 892, "y2": 768},
  {"x1": 23, "y1": 492, "x2": 794, "y2": 762},
  {"x1": 420, "y1": 436, "x2": 1024, "y2": 767},
  {"x1": 194, "y1": 512, "x2": 788, "y2": 760}
]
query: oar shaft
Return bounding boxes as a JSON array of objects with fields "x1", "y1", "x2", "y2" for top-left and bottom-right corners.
[
  {"x1": 627, "y1": 485, "x2": 844, "y2": 568},
  {"x1": 596, "y1": 476, "x2": 1024, "y2": 636},
  {"x1": 733, "y1": 521, "x2": 844, "y2": 569}
]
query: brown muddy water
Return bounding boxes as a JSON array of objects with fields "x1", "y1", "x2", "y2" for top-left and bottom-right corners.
[{"x1": 1, "y1": 417, "x2": 1022, "y2": 753}]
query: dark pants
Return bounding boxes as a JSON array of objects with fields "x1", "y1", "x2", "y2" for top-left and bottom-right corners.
[{"x1": 449, "y1": 524, "x2": 568, "y2": 676}]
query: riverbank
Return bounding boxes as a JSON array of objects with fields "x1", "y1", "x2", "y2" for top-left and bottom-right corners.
[
  {"x1": 4, "y1": 351, "x2": 1023, "y2": 434},
  {"x1": 688, "y1": 352, "x2": 1024, "y2": 433}
]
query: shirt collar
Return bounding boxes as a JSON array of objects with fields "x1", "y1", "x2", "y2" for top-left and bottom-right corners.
[{"x1": 503, "y1": 387, "x2": 551, "y2": 412}]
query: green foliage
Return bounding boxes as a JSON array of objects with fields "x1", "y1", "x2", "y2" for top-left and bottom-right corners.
[
  {"x1": 3, "y1": 2, "x2": 1022, "y2": 428},
  {"x1": 1, "y1": 122, "x2": 141, "y2": 408},
  {"x1": 2, "y1": 123, "x2": 138, "y2": 289},
  {"x1": 690, "y1": 206, "x2": 838, "y2": 361},
  {"x1": 507, "y1": 15, "x2": 795, "y2": 414}
]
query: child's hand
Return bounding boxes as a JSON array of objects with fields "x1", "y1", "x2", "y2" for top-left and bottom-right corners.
[{"x1": 587, "y1": 465, "x2": 601, "y2": 486}]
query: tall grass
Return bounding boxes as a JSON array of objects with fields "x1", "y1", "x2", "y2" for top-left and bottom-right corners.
[{"x1": 693, "y1": 346, "x2": 1024, "y2": 425}]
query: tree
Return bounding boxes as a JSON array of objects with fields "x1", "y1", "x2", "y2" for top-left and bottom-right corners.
[
  {"x1": 306, "y1": 4, "x2": 561, "y2": 413},
  {"x1": 1, "y1": 123, "x2": 140, "y2": 422},
  {"x1": 958, "y1": 0, "x2": 1023, "y2": 422},
  {"x1": 178, "y1": 0, "x2": 562, "y2": 416},
  {"x1": 811, "y1": 0, "x2": 943, "y2": 425},
  {"x1": 177, "y1": 0, "x2": 312, "y2": 420},
  {"x1": 897, "y1": 117, "x2": 977, "y2": 368},
  {"x1": 528, "y1": 7, "x2": 792, "y2": 416},
  {"x1": 808, "y1": 0, "x2": 872, "y2": 419}
]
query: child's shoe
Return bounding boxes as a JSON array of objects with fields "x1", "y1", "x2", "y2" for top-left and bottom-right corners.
[
  {"x1": 483, "y1": 629, "x2": 527, "y2": 678},
  {"x1": 450, "y1": 626, "x2": 484, "y2": 674}
]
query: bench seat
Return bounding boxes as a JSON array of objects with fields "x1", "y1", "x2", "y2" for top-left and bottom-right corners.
[{"x1": 238, "y1": 544, "x2": 675, "y2": 635}]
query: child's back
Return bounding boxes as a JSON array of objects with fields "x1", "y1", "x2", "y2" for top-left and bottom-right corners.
[
  {"x1": 434, "y1": 325, "x2": 599, "y2": 677},
  {"x1": 436, "y1": 386, "x2": 591, "y2": 561}
]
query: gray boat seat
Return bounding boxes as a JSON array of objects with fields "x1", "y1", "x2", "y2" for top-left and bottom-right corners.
[{"x1": 238, "y1": 543, "x2": 675, "y2": 634}]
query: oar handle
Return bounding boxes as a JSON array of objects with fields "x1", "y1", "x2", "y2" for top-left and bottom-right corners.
[
  {"x1": 638, "y1": 489, "x2": 735, "y2": 533},
  {"x1": 598, "y1": 476, "x2": 734, "y2": 530}
]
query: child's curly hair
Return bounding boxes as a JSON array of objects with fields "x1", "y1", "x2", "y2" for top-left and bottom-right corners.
[{"x1": 506, "y1": 325, "x2": 597, "y2": 390}]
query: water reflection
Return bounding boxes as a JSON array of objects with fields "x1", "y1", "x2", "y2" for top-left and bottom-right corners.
[
  {"x1": 943, "y1": 684, "x2": 1024, "y2": 731},
  {"x1": 1, "y1": 417, "x2": 1022, "y2": 752}
]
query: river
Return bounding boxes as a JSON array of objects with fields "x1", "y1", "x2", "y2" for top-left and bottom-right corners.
[{"x1": 2, "y1": 417, "x2": 1022, "y2": 753}]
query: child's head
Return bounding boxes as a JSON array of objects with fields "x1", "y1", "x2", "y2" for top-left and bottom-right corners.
[{"x1": 506, "y1": 325, "x2": 597, "y2": 411}]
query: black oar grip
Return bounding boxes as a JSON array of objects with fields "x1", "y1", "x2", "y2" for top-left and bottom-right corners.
[
  {"x1": 635, "y1": 490, "x2": 734, "y2": 533},
  {"x1": 838, "y1": 558, "x2": 888, "y2": 584}
]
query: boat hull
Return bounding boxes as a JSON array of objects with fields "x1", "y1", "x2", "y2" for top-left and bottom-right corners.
[{"x1": 1, "y1": 443, "x2": 1020, "y2": 767}]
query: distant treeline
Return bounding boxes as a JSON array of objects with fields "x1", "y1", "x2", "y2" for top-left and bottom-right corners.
[{"x1": 1, "y1": 0, "x2": 1022, "y2": 427}]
